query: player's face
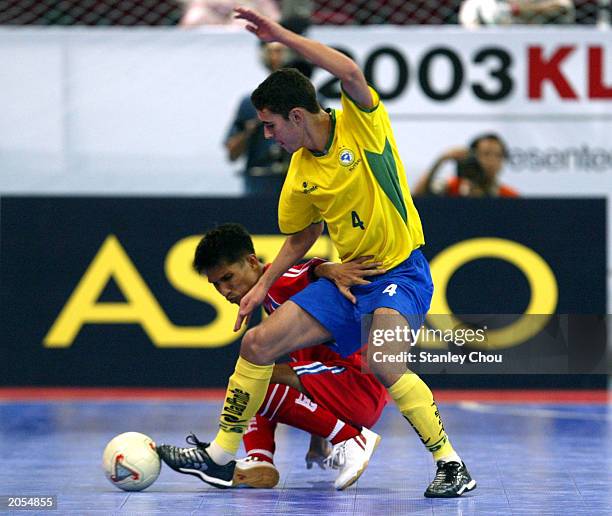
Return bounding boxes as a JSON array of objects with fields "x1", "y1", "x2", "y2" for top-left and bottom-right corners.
[
  {"x1": 205, "y1": 256, "x2": 260, "y2": 305},
  {"x1": 257, "y1": 108, "x2": 302, "y2": 153},
  {"x1": 475, "y1": 139, "x2": 505, "y2": 179}
]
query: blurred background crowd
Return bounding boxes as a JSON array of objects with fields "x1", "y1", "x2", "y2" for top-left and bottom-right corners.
[{"x1": 2, "y1": 0, "x2": 608, "y2": 27}]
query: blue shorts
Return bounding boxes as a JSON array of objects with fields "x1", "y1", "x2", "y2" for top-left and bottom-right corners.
[{"x1": 290, "y1": 249, "x2": 434, "y2": 357}]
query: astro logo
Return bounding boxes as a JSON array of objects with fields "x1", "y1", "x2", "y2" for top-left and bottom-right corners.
[{"x1": 339, "y1": 148, "x2": 355, "y2": 167}]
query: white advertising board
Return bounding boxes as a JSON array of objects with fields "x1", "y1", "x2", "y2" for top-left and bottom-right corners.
[{"x1": 0, "y1": 26, "x2": 610, "y2": 300}]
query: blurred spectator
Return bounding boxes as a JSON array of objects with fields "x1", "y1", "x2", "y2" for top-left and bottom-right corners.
[
  {"x1": 225, "y1": 41, "x2": 291, "y2": 196},
  {"x1": 281, "y1": 0, "x2": 313, "y2": 23},
  {"x1": 459, "y1": 0, "x2": 575, "y2": 27},
  {"x1": 179, "y1": 0, "x2": 280, "y2": 28},
  {"x1": 413, "y1": 133, "x2": 519, "y2": 198}
]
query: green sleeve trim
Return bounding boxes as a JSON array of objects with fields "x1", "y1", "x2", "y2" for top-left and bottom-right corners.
[
  {"x1": 311, "y1": 110, "x2": 336, "y2": 158},
  {"x1": 341, "y1": 85, "x2": 379, "y2": 113}
]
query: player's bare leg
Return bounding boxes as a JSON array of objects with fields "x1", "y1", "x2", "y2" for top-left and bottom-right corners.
[
  {"x1": 367, "y1": 307, "x2": 476, "y2": 498},
  {"x1": 157, "y1": 301, "x2": 332, "y2": 488},
  {"x1": 158, "y1": 302, "x2": 381, "y2": 489}
]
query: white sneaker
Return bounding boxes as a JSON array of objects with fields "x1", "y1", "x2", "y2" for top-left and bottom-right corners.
[
  {"x1": 326, "y1": 427, "x2": 381, "y2": 490},
  {"x1": 233, "y1": 456, "x2": 280, "y2": 488}
]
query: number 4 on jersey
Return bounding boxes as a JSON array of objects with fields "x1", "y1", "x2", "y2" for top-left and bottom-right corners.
[
  {"x1": 351, "y1": 211, "x2": 365, "y2": 230},
  {"x1": 383, "y1": 283, "x2": 397, "y2": 296}
]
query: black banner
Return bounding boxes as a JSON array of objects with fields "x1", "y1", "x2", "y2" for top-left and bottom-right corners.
[{"x1": 0, "y1": 197, "x2": 606, "y2": 388}]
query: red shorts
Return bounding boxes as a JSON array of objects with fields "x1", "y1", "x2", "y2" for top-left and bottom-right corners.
[{"x1": 289, "y1": 360, "x2": 387, "y2": 429}]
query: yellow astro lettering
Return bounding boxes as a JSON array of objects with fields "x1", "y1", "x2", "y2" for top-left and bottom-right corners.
[
  {"x1": 163, "y1": 236, "x2": 245, "y2": 347},
  {"x1": 425, "y1": 238, "x2": 558, "y2": 350},
  {"x1": 44, "y1": 235, "x2": 245, "y2": 348},
  {"x1": 45, "y1": 234, "x2": 338, "y2": 349}
]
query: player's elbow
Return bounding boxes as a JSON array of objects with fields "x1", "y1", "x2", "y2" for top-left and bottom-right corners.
[
  {"x1": 240, "y1": 327, "x2": 275, "y2": 365},
  {"x1": 340, "y1": 63, "x2": 364, "y2": 89}
]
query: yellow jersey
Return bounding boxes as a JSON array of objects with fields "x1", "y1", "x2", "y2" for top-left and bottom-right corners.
[{"x1": 278, "y1": 87, "x2": 425, "y2": 270}]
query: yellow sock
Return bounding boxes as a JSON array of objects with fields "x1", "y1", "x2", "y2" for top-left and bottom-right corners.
[
  {"x1": 387, "y1": 373, "x2": 457, "y2": 461},
  {"x1": 212, "y1": 356, "x2": 274, "y2": 456}
]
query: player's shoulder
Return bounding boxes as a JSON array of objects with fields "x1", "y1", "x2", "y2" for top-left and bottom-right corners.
[
  {"x1": 281, "y1": 263, "x2": 311, "y2": 278},
  {"x1": 282, "y1": 151, "x2": 310, "y2": 190},
  {"x1": 340, "y1": 85, "x2": 382, "y2": 114}
]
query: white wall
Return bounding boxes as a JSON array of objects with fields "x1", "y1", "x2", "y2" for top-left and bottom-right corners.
[{"x1": 1, "y1": 26, "x2": 610, "y2": 304}]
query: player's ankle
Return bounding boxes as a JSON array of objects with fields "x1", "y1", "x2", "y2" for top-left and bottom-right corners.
[
  {"x1": 435, "y1": 452, "x2": 462, "y2": 464},
  {"x1": 330, "y1": 422, "x2": 360, "y2": 445},
  {"x1": 207, "y1": 440, "x2": 235, "y2": 465}
]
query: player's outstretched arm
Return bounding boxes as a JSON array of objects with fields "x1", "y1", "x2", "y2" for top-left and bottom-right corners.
[
  {"x1": 234, "y1": 222, "x2": 324, "y2": 331},
  {"x1": 234, "y1": 6, "x2": 373, "y2": 109}
]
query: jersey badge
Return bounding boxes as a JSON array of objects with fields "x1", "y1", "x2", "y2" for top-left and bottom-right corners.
[{"x1": 338, "y1": 148, "x2": 355, "y2": 167}]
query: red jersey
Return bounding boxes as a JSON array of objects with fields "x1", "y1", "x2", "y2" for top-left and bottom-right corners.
[
  {"x1": 263, "y1": 259, "x2": 363, "y2": 368},
  {"x1": 262, "y1": 259, "x2": 387, "y2": 429}
]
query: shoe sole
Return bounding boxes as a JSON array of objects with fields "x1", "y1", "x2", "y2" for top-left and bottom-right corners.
[
  {"x1": 178, "y1": 467, "x2": 234, "y2": 489},
  {"x1": 424, "y1": 479, "x2": 477, "y2": 498},
  {"x1": 233, "y1": 464, "x2": 280, "y2": 488},
  {"x1": 336, "y1": 434, "x2": 382, "y2": 491}
]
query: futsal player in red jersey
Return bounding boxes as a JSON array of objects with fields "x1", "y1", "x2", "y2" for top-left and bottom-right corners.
[{"x1": 164, "y1": 223, "x2": 387, "y2": 490}]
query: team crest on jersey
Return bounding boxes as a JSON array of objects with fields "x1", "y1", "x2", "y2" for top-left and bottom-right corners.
[{"x1": 338, "y1": 148, "x2": 355, "y2": 167}]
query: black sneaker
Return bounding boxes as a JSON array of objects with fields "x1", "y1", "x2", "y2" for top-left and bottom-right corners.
[
  {"x1": 424, "y1": 460, "x2": 477, "y2": 498},
  {"x1": 157, "y1": 433, "x2": 235, "y2": 489}
]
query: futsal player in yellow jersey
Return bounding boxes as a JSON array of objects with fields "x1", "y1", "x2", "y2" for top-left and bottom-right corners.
[
  {"x1": 158, "y1": 6, "x2": 476, "y2": 498},
  {"x1": 278, "y1": 90, "x2": 424, "y2": 272}
]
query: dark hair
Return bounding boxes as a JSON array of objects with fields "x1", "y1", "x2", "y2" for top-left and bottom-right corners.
[
  {"x1": 193, "y1": 223, "x2": 255, "y2": 274},
  {"x1": 251, "y1": 68, "x2": 319, "y2": 119},
  {"x1": 469, "y1": 133, "x2": 508, "y2": 158}
]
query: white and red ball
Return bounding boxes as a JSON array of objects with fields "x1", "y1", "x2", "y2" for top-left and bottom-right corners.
[{"x1": 102, "y1": 432, "x2": 161, "y2": 491}]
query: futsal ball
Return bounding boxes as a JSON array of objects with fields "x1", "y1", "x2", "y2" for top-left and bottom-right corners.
[{"x1": 102, "y1": 432, "x2": 161, "y2": 491}]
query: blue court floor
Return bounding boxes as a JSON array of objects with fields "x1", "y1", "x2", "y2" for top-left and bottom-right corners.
[{"x1": 0, "y1": 398, "x2": 610, "y2": 515}]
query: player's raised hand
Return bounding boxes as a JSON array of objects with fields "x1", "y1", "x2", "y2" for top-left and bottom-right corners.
[
  {"x1": 315, "y1": 256, "x2": 386, "y2": 304},
  {"x1": 234, "y1": 6, "x2": 285, "y2": 42},
  {"x1": 234, "y1": 281, "x2": 268, "y2": 332}
]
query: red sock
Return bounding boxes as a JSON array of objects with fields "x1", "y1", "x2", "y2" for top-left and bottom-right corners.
[
  {"x1": 242, "y1": 412, "x2": 276, "y2": 464},
  {"x1": 329, "y1": 421, "x2": 362, "y2": 445},
  {"x1": 261, "y1": 384, "x2": 360, "y2": 444}
]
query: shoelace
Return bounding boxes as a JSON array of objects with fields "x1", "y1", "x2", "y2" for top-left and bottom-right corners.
[
  {"x1": 175, "y1": 433, "x2": 208, "y2": 464},
  {"x1": 431, "y1": 462, "x2": 460, "y2": 486},
  {"x1": 323, "y1": 442, "x2": 346, "y2": 470}
]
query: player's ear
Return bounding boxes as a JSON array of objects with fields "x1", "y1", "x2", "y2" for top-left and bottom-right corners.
[
  {"x1": 246, "y1": 254, "x2": 259, "y2": 268},
  {"x1": 288, "y1": 108, "x2": 303, "y2": 125}
]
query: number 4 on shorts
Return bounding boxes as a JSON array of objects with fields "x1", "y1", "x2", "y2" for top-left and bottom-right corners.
[{"x1": 383, "y1": 283, "x2": 397, "y2": 296}]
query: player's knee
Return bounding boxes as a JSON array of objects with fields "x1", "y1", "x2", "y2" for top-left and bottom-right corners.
[
  {"x1": 374, "y1": 306, "x2": 400, "y2": 315},
  {"x1": 240, "y1": 326, "x2": 275, "y2": 365}
]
